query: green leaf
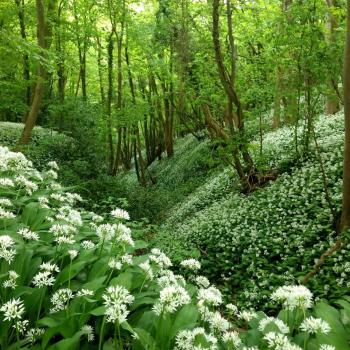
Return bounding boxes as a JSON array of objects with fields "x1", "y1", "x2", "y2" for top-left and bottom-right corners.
[
  {"x1": 48, "y1": 331, "x2": 83, "y2": 350},
  {"x1": 133, "y1": 328, "x2": 158, "y2": 350},
  {"x1": 170, "y1": 304, "x2": 198, "y2": 339},
  {"x1": 90, "y1": 306, "x2": 106, "y2": 316},
  {"x1": 109, "y1": 272, "x2": 133, "y2": 289},
  {"x1": 314, "y1": 301, "x2": 350, "y2": 350},
  {"x1": 55, "y1": 260, "x2": 88, "y2": 286}
]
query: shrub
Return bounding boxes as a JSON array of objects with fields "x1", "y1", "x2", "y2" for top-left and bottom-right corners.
[{"x1": 0, "y1": 122, "x2": 76, "y2": 169}]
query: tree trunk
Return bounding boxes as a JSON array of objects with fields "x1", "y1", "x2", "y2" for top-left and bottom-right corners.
[
  {"x1": 325, "y1": 0, "x2": 340, "y2": 115},
  {"x1": 212, "y1": 0, "x2": 255, "y2": 179},
  {"x1": 106, "y1": 32, "x2": 114, "y2": 173},
  {"x1": 96, "y1": 34, "x2": 106, "y2": 105},
  {"x1": 18, "y1": 0, "x2": 46, "y2": 145},
  {"x1": 340, "y1": 0, "x2": 350, "y2": 231},
  {"x1": 57, "y1": 0, "x2": 66, "y2": 131},
  {"x1": 14, "y1": 0, "x2": 31, "y2": 109}
]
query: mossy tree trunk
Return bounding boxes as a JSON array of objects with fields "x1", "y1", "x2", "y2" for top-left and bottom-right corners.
[{"x1": 340, "y1": 0, "x2": 350, "y2": 231}]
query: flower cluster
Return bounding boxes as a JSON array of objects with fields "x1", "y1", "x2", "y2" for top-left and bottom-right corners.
[{"x1": 102, "y1": 285, "x2": 134, "y2": 323}]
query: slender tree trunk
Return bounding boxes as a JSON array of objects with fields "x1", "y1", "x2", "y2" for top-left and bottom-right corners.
[
  {"x1": 273, "y1": 67, "x2": 282, "y2": 128},
  {"x1": 340, "y1": 0, "x2": 350, "y2": 231},
  {"x1": 14, "y1": 0, "x2": 31, "y2": 109},
  {"x1": 325, "y1": 0, "x2": 340, "y2": 115},
  {"x1": 212, "y1": 0, "x2": 255, "y2": 179},
  {"x1": 18, "y1": 0, "x2": 46, "y2": 145},
  {"x1": 125, "y1": 39, "x2": 147, "y2": 185},
  {"x1": 106, "y1": 32, "x2": 114, "y2": 173},
  {"x1": 57, "y1": 0, "x2": 66, "y2": 131},
  {"x1": 96, "y1": 35, "x2": 105, "y2": 105},
  {"x1": 112, "y1": 30, "x2": 124, "y2": 175}
]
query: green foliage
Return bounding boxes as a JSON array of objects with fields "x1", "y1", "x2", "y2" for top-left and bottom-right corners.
[
  {"x1": 0, "y1": 145, "x2": 349, "y2": 350},
  {"x1": 0, "y1": 122, "x2": 76, "y2": 169},
  {"x1": 155, "y1": 112, "x2": 347, "y2": 308}
]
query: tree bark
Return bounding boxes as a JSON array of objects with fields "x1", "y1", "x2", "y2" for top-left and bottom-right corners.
[
  {"x1": 106, "y1": 32, "x2": 114, "y2": 173},
  {"x1": 57, "y1": 0, "x2": 66, "y2": 131},
  {"x1": 14, "y1": 0, "x2": 31, "y2": 109},
  {"x1": 96, "y1": 34, "x2": 105, "y2": 105},
  {"x1": 325, "y1": 0, "x2": 340, "y2": 115},
  {"x1": 18, "y1": 0, "x2": 47, "y2": 145},
  {"x1": 340, "y1": 0, "x2": 350, "y2": 231},
  {"x1": 212, "y1": 0, "x2": 255, "y2": 178}
]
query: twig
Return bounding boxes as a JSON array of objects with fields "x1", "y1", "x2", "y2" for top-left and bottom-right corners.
[{"x1": 302, "y1": 238, "x2": 345, "y2": 285}]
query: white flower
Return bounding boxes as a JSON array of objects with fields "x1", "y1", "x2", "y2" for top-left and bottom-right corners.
[
  {"x1": 0, "y1": 298, "x2": 25, "y2": 321},
  {"x1": 55, "y1": 236, "x2": 75, "y2": 245},
  {"x1": 81, "y1": 240, "x2": 95, "y2": 250},
  {"x1": 206, "y1": 311, "x2": 230, "y2": 333},
  {"x1": 96, "y1": 223, "x2": 115, "y2": 241},
  {"x1": 14, "y1": 319, "x2": 29, "y2": 334},
  {"x1": 39, "y1": 262, "x2": 60, "y2": 273},
  {"x1": 0, "y1": 207, "x2": 15, "y2": 219},
  {"x1": 50, "y1": 193, "x2": 66, "y2": 202},
  {"x1": 194, "y1": 275, "x2": 210, "y2": 288},
  {"x1": 32, "y1": 271, "x2": 55, "y2": 288},
  {"x1": 121, "y1": 254, "x2": 133, "y2": 265},
  {"x1": 92, "y1": 213, "x2": 104, "y2": 223},
  {"x1": 175, "y1": 327, "x2": 217, "y2": 350},
  {"x1": 198, "y1": 286, "x2": 223, "y2": 306},
  {"x1": 25, "y1": 328, "x2": 45, "y2": 343},
  {"x1": 0, "y1": 235, "x2": 16, "y2": 263},
  {"x1": 3, "y1": 270, "x2": 19, "y2": 289},
  {"x1": 258, "y1": 317, "x2": 289, "y2": 334},
  {"x1": 157, "y1": 270, "x2": 180, "y2": 288},
  {"x1": 226, "y1": 303, "x2": 238, "y2": 315},
  {"x1": 237, "y1": 310, "x2": 258, "y2": 322},
  {"x1": 0, "y1": 198, "x2": 12, "y2": 207},
  {"x1": 50, "y1": 289, "x2": 74, "y2": 313},
  {"x1": 81, "y1": 324, "x2": 94, "y2": 342},
  {"x1": 222, "y1": 331, "x2": 242, "y2": 347},
  {"x1": 153, "y1": 285, "x2": 191, "y2": 315},
  {"x1": 264, "y1": 332, "x2": 302, "y2": 350},
  {"x1": 111, "y1": 208, "x2": 130, "y2": 220},
  {"x1": 102, "y1": 285, "x2": 134, "y2": 324},
  {"x1": 271, "y1": 285, "x2": 313, "y2": 310},
  {"x1": 108, "y1": 258, "x2": 122, "y2": 270},
  {"x1": 18, "y1": 228, "x2": 39, "y2": 241},
  {"x1": 44, "y1": 169, "x2": 58, "y2": 180},
  {"x1": 50, "y1": 223, "x2": 76, "y2": 245},
  {"x1": 300, "y1": 317, "x2": 331, "y2": 334},
  {"x1": 48, "y1": 161, "x2": 59, "y2": 170},
  {"x1": 15, "y1": 175, "x2": 38, "y2": 194},
  {"x1": 68, "y1": 249, "x2": 78, "y2": 260},
  {"x1": 76, "y1": 289, "x2": 94, "y2": 298},
  {"x1": 139, "y1": 260, "x2": 154, "y2": 280},
  {"x1": 0, "y1": 178, "x2": 15, "y2": 187},
  {"x1": 50, "y1": 223, "x2": 77, "y2": 237},
  {"x1": 56, "y1": 206, "x2": 82, "y2": 227},
  {"x1": 116, "y1": 224, "x2": 134, "y2": 246},
  {"x1": 38, "y1": 197, "x2": 49, "y2": 208},
  {"x1": 149, "y1": 249, "x2": 172, "y2": 270},
  {"x1": 180, "y1": 258, "x2": 201, "y2": 271},
  {"x1": 320, "y1": 345, "x2": 336, "y2": 350}
]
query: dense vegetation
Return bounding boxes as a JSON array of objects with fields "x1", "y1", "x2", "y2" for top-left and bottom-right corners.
[{"x1": 1, "y1": 0, "x2": 350, "y2": 349}]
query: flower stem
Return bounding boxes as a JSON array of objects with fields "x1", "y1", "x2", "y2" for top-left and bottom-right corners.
[
  {"x1": 98, "y1": 316, "x2": 106, "y2": 350},
  {"x1": 99, "y1": 237, "x2": 106, "y2": 257},
  {"x1": 36, "y1": 287, "x2": 45, "y2": 322},
  {"x1": 15, "y1": 327, "x2": 20, "y2": 350},
  {"x1": 117, "y1": 323, "x2": 123, "y2": 350},
  {"x1": 68, "y1": 260, "x2": 72, "y2": 289}
]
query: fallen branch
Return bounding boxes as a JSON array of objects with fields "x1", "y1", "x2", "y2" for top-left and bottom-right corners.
[{"x1": 302, "y1": 238, "x2": 345, "y2": 285}]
